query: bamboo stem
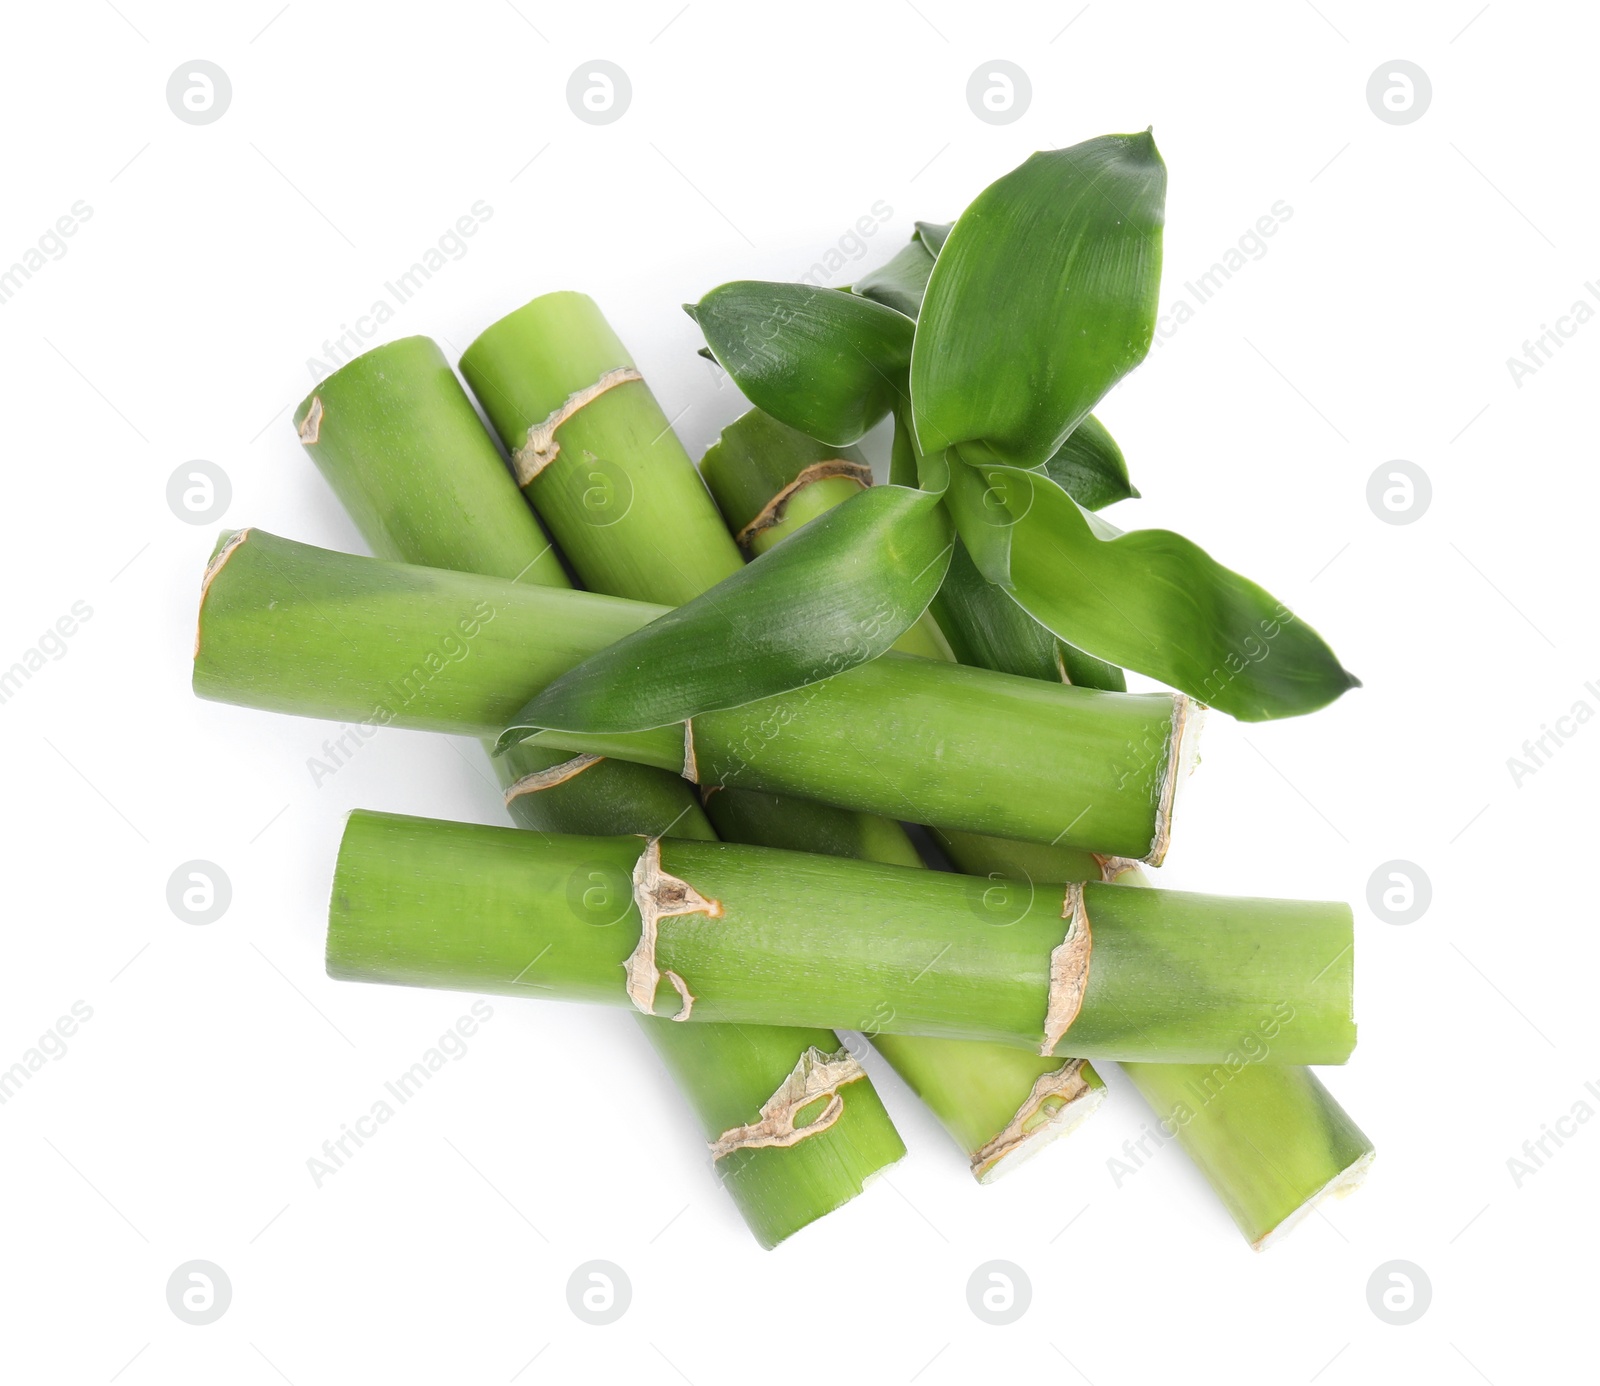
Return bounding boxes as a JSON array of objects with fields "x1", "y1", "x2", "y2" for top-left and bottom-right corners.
[
  {"x1": 193, "y1": 529, "x2": 1185, "y2": 857},
  {"x1": 327, "y1": 814, "x2": 1357, "y2": 1064},
  {"x1": 295, "y1": 338, "x2": 905, "y2": 1248}
]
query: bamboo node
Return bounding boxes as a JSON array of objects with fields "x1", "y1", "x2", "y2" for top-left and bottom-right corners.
[
  {"x1": 969, "y1": 1058, "x2": 1102, "y2": 1182},
  {"x1": 503, "y1": 753, "x2": 604, "y2": 802},
  {"x1": 512, "y1": 367, "x2": 642, "y2": 486},
  {"x1": 708, "y1": 1046, "x2": 867, "y2": 1161},
  {"x1": 297, "y1": 395, "x2": 323, "y2": 444},
  {"x1": 624, "y1": 838, "x2": 722, "y2": 1016},
  {"x1": 1040, "y1": 883, "x2": 1092, "y2": 1055},
  {"x1": 734, "y1": 459, "x2": 874, "y2": 548}
]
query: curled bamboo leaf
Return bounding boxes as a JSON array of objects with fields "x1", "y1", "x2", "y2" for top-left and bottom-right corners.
[
  {"x1": 504, "y1": 485, "x2": 952, "y2": 736},
  {"x1": 688, "y1": 281, "x2": 913, "y2": 445},
  {"x1": 912, "y1": 131, "x2": 1165, "y2": 465},
  {"x1": 1042, "y1": 413, "x2": 1138, "y2": 511},
  {"x1": 977, "y1": 464, "x2": 1359, "y2": 720},
  {"x1": 851, "y1": 237, "x2": 936, "y2": 318}
]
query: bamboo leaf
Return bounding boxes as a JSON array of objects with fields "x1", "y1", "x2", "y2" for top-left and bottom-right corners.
[
  {"x1": 930, "y1": 537, "x2": 1125, "y2": 692},
  {"x1": 503, "y1": 485, "x2": 953, "y2": 737},
  {"x1": 851, "y1": 238, "x2": 936, "y2": 318},
  {"x1": 1042, "y1": 413, "x2": 1138, "y2": 511},
  {"x1": 911, "y1": 131, "x2": 1165, "y2": 465},
  {"x1": 688, "y1": 281, "x2": 913, "y2": 445},
  {"x1": 976, "y1": 464, "x2": 1359, "y2": 720}
]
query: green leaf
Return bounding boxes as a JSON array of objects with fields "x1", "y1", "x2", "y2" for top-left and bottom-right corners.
[
  {"x1": 911, "y1": 131, "x2": 1165, "y2": 464},
  {"x1": 503, "y1": 485, "x2": 953, "y2": 737},
  {"x1": 915, "y1": 221, "x2": 953, "y2": 257},
  {"x1": 1042, "y1": 413, "x2": 1139, "y2": 511},
  {"x1": 688, "y1": 281, "x2": 913, "y2": 445},
  {"x1": 930, "y1": 538, "x2": 1126, "y2": 691},
  {"x1": 851, "y1": 239, "x2": 937, "y2": 318},
  {"x1": 976, "y1": 464, "x2": 1359, "y2": 720}
]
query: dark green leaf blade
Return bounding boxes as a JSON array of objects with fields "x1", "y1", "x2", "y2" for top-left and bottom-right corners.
[
  {"x1": 1043, "y1": 414, "x2": 1139, "y2": 510},
  {"x1": 983, "y1": 465, "x2": 1358, "y2": 720},
  {"x1": 911, "y1": 131, "x2": 1165, "y2": 464},
  {"x1": 501, "y1": 485, "x2": 953, "y2": 738},
  {"x1": 915, "y1": 221, "x2": 954, "y2": 257},
  {"x1": 688, "y1": 281, "x2": 914, "y2": 445},
  {"x1": 852, "y1": 239, "x2": 937, "y2": 318}
]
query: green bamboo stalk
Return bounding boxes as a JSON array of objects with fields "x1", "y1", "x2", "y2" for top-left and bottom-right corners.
[
  {"x1": 460, "y1": 291, "x2": 744, "y2": 607},
  {"x1": 294, "y1": 337, "x2": 905, "y2": 1248},
  {"x1": 456, "y1": 308, "x2": 1103, "y2": 1175},
  {"x1": 193, "y1": 529, "x2": 1189, "y2": 857},
  {"x1": 328, "y1": 813, "x2": 1356, "y2": 1064}
]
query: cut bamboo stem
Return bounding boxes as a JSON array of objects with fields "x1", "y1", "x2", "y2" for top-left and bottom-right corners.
[
  {"x1": 193, "y1": 528, "x2": 1188, "y2": 858},
  {"x1": 328, "y1": 813, "x2": 1357, "y2": 1064},
  {"x1": 295, "y1": 337, "x2": 905, "y2": 1248}
]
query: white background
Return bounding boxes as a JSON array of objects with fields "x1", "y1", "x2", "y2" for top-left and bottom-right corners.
[{"x1": 1, "y1": 1, "x2": 1593, "y2": 1381}]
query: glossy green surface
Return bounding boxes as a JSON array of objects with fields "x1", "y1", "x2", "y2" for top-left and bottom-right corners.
[{"x1": 329, "y1": 816, "x2": 1356, "y2": 1063}]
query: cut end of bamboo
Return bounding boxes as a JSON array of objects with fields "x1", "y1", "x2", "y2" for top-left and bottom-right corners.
[
  {"x1": 193, "y1": 528, "x2": 252, "y2": 660},
  {"x1": 1250, "y1": 1146, "x2": 1376, "y2": 1253},
  {"x1": 970, "y1": 1059, "x2": 1106, "y2": 1183},
  {"x1": 1145, "y1": 694, "x2": 1205, "y2": 867},
  {"x1": 296, "y1": 394, "x2": 323, "y2": 445},
  {"x1": 733, "y1": 459, "x2": 874, "y2": 549}
]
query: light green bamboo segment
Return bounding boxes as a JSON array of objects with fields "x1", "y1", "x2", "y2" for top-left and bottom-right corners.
[
  {"x1": 461, "y1": 291, "x2": 743, "y2": 606},
  {"x1": 295, "y1": 336, "x2": 905, "y2": 1249},
  {"x1": 192, "y1": 531, "x2": 1183, "y2": 856},
  {"x1": 704, "y1": 788, "x2": 1107, "y2": 1179},
  {"x1": 328, "y1": 815, "x2": 1357, "y2": 1064},
  {"x1": 1109, "y1": 864, "x2": 1374, "y2": 1250},
  {"x1": 293, "y1": 337, "x2": 567, "y2": 586}
]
